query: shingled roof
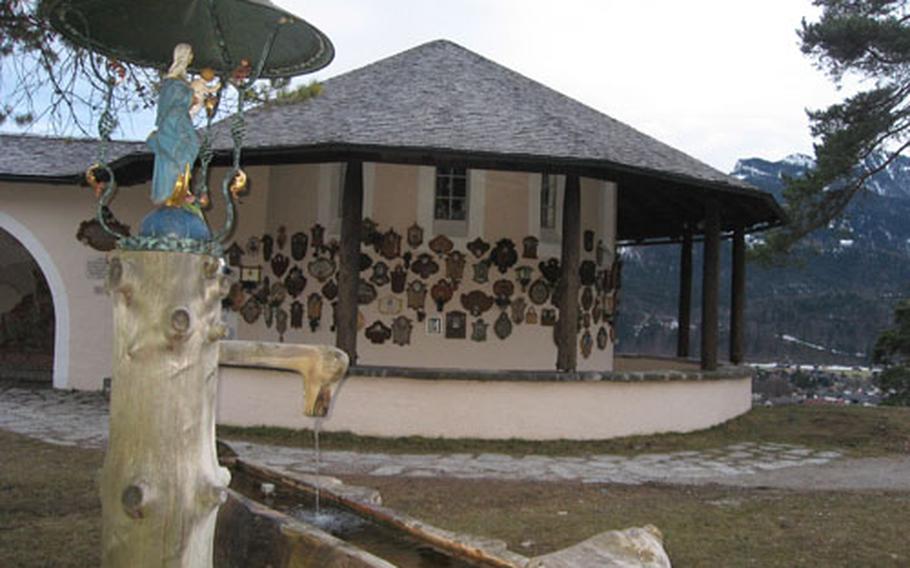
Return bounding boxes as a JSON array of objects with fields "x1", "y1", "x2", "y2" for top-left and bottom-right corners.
[
  {"x1": 0, "y1": 133, "x2": 144, "y2": 183},
  {"x1": 230, "y1": 39, "x2": 751, "y2": 191},
  {"x1": 217, "y1": 39, "x2": 782, "y2": 240}
]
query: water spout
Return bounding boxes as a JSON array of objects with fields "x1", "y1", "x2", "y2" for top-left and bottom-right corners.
[{"x1": 219, "y1": 340, "x2": 349, "y2": 417}]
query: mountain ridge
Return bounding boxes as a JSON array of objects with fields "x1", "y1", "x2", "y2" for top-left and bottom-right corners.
[{"x1": 616, "y1": 152, "x2": 910, "y2": 364}]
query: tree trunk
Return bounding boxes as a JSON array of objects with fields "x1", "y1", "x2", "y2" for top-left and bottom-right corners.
[{"x1": 101, "y1": 250, "x2": 230, "y2": 567}]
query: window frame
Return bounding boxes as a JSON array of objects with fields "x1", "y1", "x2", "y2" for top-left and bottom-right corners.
[
  {"x1": 540, "y1": 173, "x2": 558, "y2": 231},
  {"x1": 539, "y1": 173, "x2": 562, "y2": 243},
  {"x1": 433, "y1": 166, "x2": 470, "y2": 236}
]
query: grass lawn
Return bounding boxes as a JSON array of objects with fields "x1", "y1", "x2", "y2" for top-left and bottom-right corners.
[
  {"x1": 219, "y1": 405, "x2": 910, "y2": 458},
  {"x1": 341, "y1": 475, "x2": 910, "y2": 567},
  {"x1": 0, "y1": 430, "x2": 102, "y2": 567},
  {"x1": 3, "y1": 405, "x2": 910, "y2": 566}
]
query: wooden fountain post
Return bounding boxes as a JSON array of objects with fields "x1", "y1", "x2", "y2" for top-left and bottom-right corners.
[{"x1": 100, "y1": 250, "x2": 231, "y2": 567}]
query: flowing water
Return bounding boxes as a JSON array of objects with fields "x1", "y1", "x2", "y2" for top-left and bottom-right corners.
[{"x1": 313, "y1": 418, "x2": 322, "y2": 515}]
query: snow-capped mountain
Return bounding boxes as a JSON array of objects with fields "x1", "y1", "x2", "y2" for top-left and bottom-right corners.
[
  {"x1": 732, "y1": 152, "x2": 910, "y2": 201},
  {"x1": 616, "y1": 153, "x2": 910, "y2": 365}
]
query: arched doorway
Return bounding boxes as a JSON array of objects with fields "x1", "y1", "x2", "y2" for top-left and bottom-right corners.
[
  {"x1": 0, "y1": 213, "x2": 69, "y2": 388},
  {"x1": 0, "y1": 228, "x2": 54, "y2": 383}
]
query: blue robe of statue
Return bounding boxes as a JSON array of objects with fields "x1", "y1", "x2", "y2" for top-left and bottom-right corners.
[{"x1": 147, "y1": 78, "x2": 200, "y2": 205}]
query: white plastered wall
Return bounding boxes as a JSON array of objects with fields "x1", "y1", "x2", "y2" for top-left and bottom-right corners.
[{"x1": 218, "y1": 369, "x2": 752, "y2": 440}]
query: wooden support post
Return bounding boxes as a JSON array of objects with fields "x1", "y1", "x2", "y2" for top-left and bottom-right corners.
[
  {"x1": 556, "y1": 174, "x2": 581, "y2": 371},
  {"x1": 101, "y1": 250, "x2": 231, "y2": 567},
  {"x1": 336, "y1": 161, "x2": 363, "y2": 365},
  {"x1": 676, "y1": 229, "x2": 693, "y2": 358},
  {"x1": 730, "y1": 226, "x2": 746, "y2": 365},
  {"x1": 701, "y1": 200, "x2": 720, "y2": 371}
]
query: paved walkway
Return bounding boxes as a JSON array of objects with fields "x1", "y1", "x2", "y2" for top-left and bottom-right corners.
[
  {"x1": 2, "y1": 384, "x2": 908, "y2": 490},
  {"x1": 233, "y1": 440, "x2": 843, "y2": 485}
]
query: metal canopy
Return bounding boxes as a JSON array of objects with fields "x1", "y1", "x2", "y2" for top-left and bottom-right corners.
[{"x1": 40, "y1": 0, "x2": 334, "y2": 78}]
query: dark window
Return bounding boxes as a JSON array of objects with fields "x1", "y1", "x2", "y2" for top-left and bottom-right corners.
[
  {"x1": 540, "y1": 174, "x2": 557, "y2": 230},
  {"x1": 435, "y1": 167, "x2": 469, "y2": 221}
]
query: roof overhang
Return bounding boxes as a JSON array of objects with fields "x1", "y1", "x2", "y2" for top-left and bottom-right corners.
[{"x1": 12, "y1": 141, "x2": 785, "y2": 243}]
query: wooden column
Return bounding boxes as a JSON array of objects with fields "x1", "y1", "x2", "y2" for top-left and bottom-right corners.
[
  {"x1": 730, "y1": 226, "x2": 746, "y2": 365},
  {"x1": 676, "y1": 229, "x2": 693, "y2": 358},
  {"x1": 336, "y1": 161, "x2": 363, "y2": 365},
  {"x1": 556, "y1": 174, "x2": 581, "y2": 371},
  {"x1": 701, "y1": 200, "x2": 720, "y2": 371}
]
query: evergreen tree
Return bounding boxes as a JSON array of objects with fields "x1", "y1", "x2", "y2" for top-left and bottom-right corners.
[
  {"x1": 873, "y1": 300, "x2": 910, "y2": 405},
  {"x1": 756, "y1": 0, "x2": 910, "y2": 261},
  {"x1": 0, "y1": 0, "x2": 157, "y2": 135}
]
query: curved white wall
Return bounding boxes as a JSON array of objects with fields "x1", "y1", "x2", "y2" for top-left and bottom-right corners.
[{"x1": 217, "y1": 368, "x2": 752, "y2": 440}]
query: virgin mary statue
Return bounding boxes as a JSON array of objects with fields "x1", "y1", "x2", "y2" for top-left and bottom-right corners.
[{"x1": 147, "y1": 43, "x2": 200, "y2": 208}]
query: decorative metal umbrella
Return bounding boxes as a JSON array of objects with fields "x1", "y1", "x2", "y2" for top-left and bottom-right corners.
[
  {"x1": 40, "y1": 0, "x2": 334, "y2": 254},
  {"x1": 41, "y1": 0, "x2": 333, "y2": 78}
]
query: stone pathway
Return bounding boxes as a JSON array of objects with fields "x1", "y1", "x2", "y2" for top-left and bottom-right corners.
[
  {"x1": 0, "y1": 385, "x2": 110, "y2": 448},
  {"x1": 230, "y1": 441, "x2": 842, "y2": 485},
  {"x1": 3, "y1": 384, "x2": 908, "y2": 490}
]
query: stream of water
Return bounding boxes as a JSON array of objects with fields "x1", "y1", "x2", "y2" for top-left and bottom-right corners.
[{"x1": 313, "y1": 418, "x2": 322, "y2": 515}]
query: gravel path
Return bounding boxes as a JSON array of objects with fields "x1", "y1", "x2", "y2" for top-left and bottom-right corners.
[{"x1": 2, "y1": 384, "x2": 908, "y2": 491}]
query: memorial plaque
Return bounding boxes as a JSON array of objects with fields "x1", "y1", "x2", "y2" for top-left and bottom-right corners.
[
  {"x1": 407, "y1": 223, "x2": 424, "y2": 249},
  {"x1": 471, "y1": 318, "x2": 488, "y2": 342},
  {"x1": 467, "y1": 237, "x2": 490, "y2": 258},
  {"x1": 85, "y1": 256, "x2": 109, "y2": 280},
  {"x1": 291, "y1": 231, "x2": 308, "y2": 260},
  {"x1": 494, "y1": 310, "x2": 513, "y2": 340},
  {"x1": 365, "y1": 321, "x2": 392, "y2": 344},
  {"x1": 445, "y1": 310, "x2": 467, "y2": 339},
  {"x1": 391, "y1": 316, "x2": 413, "y2": 346}
]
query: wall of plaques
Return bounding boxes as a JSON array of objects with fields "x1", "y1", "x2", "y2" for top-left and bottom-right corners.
[{"x1": 222, "y1": 163, "x2": 619, "y2": 371}]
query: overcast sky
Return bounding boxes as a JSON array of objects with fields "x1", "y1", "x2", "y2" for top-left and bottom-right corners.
[
  {"x1": 276, "y1": 0, "x2": 850, "y2": 173},
  {"x1": 1, "y1": 1, "x2": 851, "y2": 175}
]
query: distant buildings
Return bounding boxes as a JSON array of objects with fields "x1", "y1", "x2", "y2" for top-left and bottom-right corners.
[{"x1": 752, "y1": 364, "x2": 882, "y2": 406}]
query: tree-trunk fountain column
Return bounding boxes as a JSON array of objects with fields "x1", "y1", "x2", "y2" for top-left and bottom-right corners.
[{"x1": 101, "y1": 250, "x2": 230, "y2": 567}]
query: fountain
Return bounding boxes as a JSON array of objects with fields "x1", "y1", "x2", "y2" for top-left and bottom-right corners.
[
  {"x1": 41, "y1": 1, "x2": 673, "y2": 564},
  {"x1": 213, "y1": 342, "x2": 527, "y2": 566}
]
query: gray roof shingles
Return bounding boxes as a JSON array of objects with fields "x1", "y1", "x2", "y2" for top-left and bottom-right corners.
[
  {"x1": 224, "y1": 39, "x2": 753, "y2": 191},
  {"x1": 0, "y1": 133, "x2": 144, "y2": 181}
]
